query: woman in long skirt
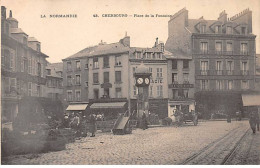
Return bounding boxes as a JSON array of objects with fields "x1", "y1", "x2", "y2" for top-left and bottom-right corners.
[{"x1": 89, "y1": 114, "x2": 97, "y2": 137}]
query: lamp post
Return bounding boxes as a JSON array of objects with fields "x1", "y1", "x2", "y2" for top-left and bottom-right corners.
[{"x1": 134, "y1": 62, "x2": 151, "y2": 128}]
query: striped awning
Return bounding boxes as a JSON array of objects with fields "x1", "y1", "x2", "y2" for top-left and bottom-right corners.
[
  {"x1": 66, "y1": 104, "x2": 88, "y2": 111},
  {"x1": 90, "y1": 102, "x2": 126, "y2": 109},
  {"x1": 242, "y1": 94, "x2": 260, "y2": 106}
]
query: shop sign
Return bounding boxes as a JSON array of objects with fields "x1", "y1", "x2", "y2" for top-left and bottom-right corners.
[
  {"x1": 169, "y1": 84, "x2": 194, "y2": 88},
  {"x1": 151, "y1": 79, "x2": 163, "y2": 84}
]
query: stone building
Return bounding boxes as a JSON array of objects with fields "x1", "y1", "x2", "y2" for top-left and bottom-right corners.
[
  {"x1": 165, "y1": 8, "x2": 256, "y2": 118},
  {"x1": 62, "y1": 36, "x2": 170, "y2": 119},
  {"x1": 255, "y1": 54, "x2": 260, "y2": 92},
  {"x1": 165, "y1": 50, "x2": 195, "y2": 121},
  {"x1": 1, "y1": 7, "x2": 52, "y2": 128},
  {"x1": 45, "y1": 62, "x2": 64, "y2": 118}
]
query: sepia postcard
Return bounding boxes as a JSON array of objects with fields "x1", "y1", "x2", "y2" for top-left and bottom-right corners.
[{"x1": 1, "y1": 0, "x2": 260, "y2": 165}]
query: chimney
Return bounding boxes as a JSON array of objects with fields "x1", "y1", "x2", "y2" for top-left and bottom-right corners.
[
  {"x1": 9, "y1": 10, "x2": 12, "y2": 18},
  {"x1": 1, "y1": 6, "x2": 6, "y2": 19},
  {"x1": 218, "y1": 10, "x2": 227, "y2": 23},
  {"x1": 156, "y1": 37, "x2": 158, "y2": 46},
  {"x1": 159, "y1": 41, "x2": 164, "y2": 52}
]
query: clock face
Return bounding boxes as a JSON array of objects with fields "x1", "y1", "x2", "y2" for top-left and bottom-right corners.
[
  {"x1": 145, "y1": 78, "x2": 150, "y2": 84},
  {"x1": 137, "y1": 78, "x2": 143, "y2": 84}
]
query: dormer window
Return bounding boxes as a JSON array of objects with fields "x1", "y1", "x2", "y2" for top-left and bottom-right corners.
[
  {"x1": 241, "y1": 27, "x2": 246, "y2": 35},
  {"x1": 136, "y1": 52, "x2": 141, "y2": 59},
  {"x1": 215, "y1": 25, "x2": 221, "y2": 34},
  {"x1": 147, "y1": 53, "x2": 151, "y2": 59},
  {"x1": 200, "y1": 25, "x2": 206, "y2": 33},
  {"x1": 226, "y1": 26, "x2": 232, "y2": 34}
]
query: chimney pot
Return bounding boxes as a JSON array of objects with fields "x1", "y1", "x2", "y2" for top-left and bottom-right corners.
[{"x1": 9, "y1": 10, "x2": 12, "y2": 18}]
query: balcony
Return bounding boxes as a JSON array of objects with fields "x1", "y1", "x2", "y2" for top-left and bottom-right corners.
[
  {"x1": 168, "y1": 83, "x2": 194, "y2": 88},
  {"x1": 171, "y1": 96, "x2": 191, "y2": 101},
  {"x1": 200, "y1": 50, "x2": 209, "y2": 55},
  {"x1": 215, "y1": 51, "x2": 222, "y2": 55},
  {"x1": 194, "y1": 50, "x2": 248, "y2": 56},
  {"x1": 215, "y1": 70, "x2": 224, "y2": 75},
  {"x1": 240, "y1": 70, "x2": 249, "y2": 75},
  {"x1": 226, "y1": 70, "x2": 234, "y2": 75},
  {"x1": 200, "y1": 70, "x2": 209, "y2": 75},
  {"x1": 240, "y1": 51, "x2": 249, "y2": 55}
]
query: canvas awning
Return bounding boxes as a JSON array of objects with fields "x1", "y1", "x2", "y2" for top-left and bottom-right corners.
[
  {"x1": 242, "y1": 94, "x2": 260, "y2": 106},
  {"x1": 66, "y1": 104, "x2": 88, "y2": 111},
  {"x1": 90, "y1": 102, "x2": 126, "y2": 109}
]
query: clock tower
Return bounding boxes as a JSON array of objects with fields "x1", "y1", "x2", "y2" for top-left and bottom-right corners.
[{"x1": 134, "y1": 62, "x2": 151, "y2": 127}]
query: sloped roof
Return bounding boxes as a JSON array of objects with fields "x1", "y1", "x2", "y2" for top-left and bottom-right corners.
[
  {"x1": 46, "y1": 62, "x2": 63, "y2": 78},
  {"x1": 28, "y1": 37, "x2": 39, "y2": 42},
  {"x1": 186, "y1": 19, "x2": 218, "y2": 33},
  {"x1": 164, "y1": 49, "x2": 192, "y2": 60},
  {"x1": 10, "y1": 28, "x2": 28, "y2": 35},
  {"x1": 65, "y1": 42, "x2": 130, "y2": 60},
  {"x1": 7, "y1": 17, "x2": 18, "y2": 22}
]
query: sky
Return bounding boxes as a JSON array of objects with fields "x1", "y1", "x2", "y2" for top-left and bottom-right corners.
[{"x1": 2, "y1": 0, "x2": 260, "y2": 63}]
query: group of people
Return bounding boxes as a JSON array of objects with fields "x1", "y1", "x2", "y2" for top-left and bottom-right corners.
[{"x1": 63, "y1": 113, "x2": 97, "y2": 137}]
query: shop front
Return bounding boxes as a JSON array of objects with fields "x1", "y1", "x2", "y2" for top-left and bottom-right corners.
[
  {"x1": 65, "y1": 103, "x2": 88, "y2": 116},
  {"x1": 89, "y1": 102, "x2": 127, "y2": 120},
  {"x1": 168, "y1": 99, "x2": 195, "y2": 122}
]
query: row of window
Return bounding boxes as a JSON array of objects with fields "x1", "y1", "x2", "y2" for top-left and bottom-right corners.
[
  {"x1": 3, "y1": 77, "x2": 43, "y2": 97},
  {"x1": 200, "y1": 60, "x2": 248, "y2": 73},
  {"x1": 47, "y1": 69, "x2": 63, "y2": 77},
  {"x1": 133, "y1": 67, "x2": 163, "y2": 78},
  {"x1": 93, "y1": 71, "x2": 122, "y2": 84},
  {"x1": 199, "y1": 24, "x2": 247, "y2": 35},
  {"x1": 2, "y1": 49, "x2": 44, "y2": 76},
  {"x1": 172, "y1": 89, "x2": 189, "y2": 99},
  {"x1": 134, "y1": 52, "x2": 163, "y2": 59},
  {"x1": 133, "y1": 85, "x2": 163, "y2": 97},
  {"x1": 200, "y1": 41, "x2": 248, "y2": 54},
  {"x1": 172, "y1": 73, "x2": 189, "y2": 83},
  {"x1": 66, "y1": 56, "x2": 122, "y2": 72},
  {"x1": 67, "y1": 87, "x2": 123, "y2": 101},
  {"x1": 172, "y1": 60, "x2": 189, "y2": 69},
  {"x1": 47, "y1": 78, "x2": 62, "y2": 88},
  {"x1": 200, "y1": 80, "x2": 249, "y2": 90}
]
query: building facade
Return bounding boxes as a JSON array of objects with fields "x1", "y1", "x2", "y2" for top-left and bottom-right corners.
[
  {"x1": 129, "y1": 40, "x2": 169, "y2": 119},
  {"x1": 1, "y1": 7, "x2": 53, "y2": 127},
  {"x1": 165, "y1": 50, "x2": 195, "y2": 121},
  {"x1": 165, "y1": 8, "x2": 256, "y2": 118},
  {"x1": 62, "y1": 36, "x2": 171, "y2": 119}
]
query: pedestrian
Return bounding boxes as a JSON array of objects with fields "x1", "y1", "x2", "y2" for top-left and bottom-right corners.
[
  {"x1": 80, "y1": 115, "x2": 88, "y2": 137},
  {"x1": 227, "y1": 113, "x2": 231, "y2": 123},
  {"x1": 236, "y1": 111, "x2": 241, "y2": 121},
  {"x1": 142, "y1": 113, "x2": 148, "y2": 130},
  {"x1": 89, "y1": 113, "x2": 97, "y2": 137},
  {"x1": 63, "y1": 115, "x2": 70, "y2": 128},
  {"x1": 257, "y1": 110, "x2": 260, "y2": 132},
  {"x1": 249, "y1": 111, "x2": 258, "y2": 134}
]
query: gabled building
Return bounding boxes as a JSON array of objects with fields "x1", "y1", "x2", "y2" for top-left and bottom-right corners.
[
  {"x1": 1, "y1": 7, "x2": 53, "y2": 128},
  {"x1": 62, "y1": 36, "x2": 170, "y2": 119},
  {"x1": 165, "y1": 8, "x2": 256, "y2": 118}
]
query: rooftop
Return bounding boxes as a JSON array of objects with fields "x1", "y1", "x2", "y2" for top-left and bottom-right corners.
[{"x1": 65, "y1": 41, "x2": 130, "y2": 60}]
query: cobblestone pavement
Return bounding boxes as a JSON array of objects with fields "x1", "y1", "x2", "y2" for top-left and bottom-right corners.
[
  {"x1": 3, "y1": 120, "x2": 255, "y2": 165},
  {"x1": 224, "y1": 127, "x2": 260, "y2": 165}
]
